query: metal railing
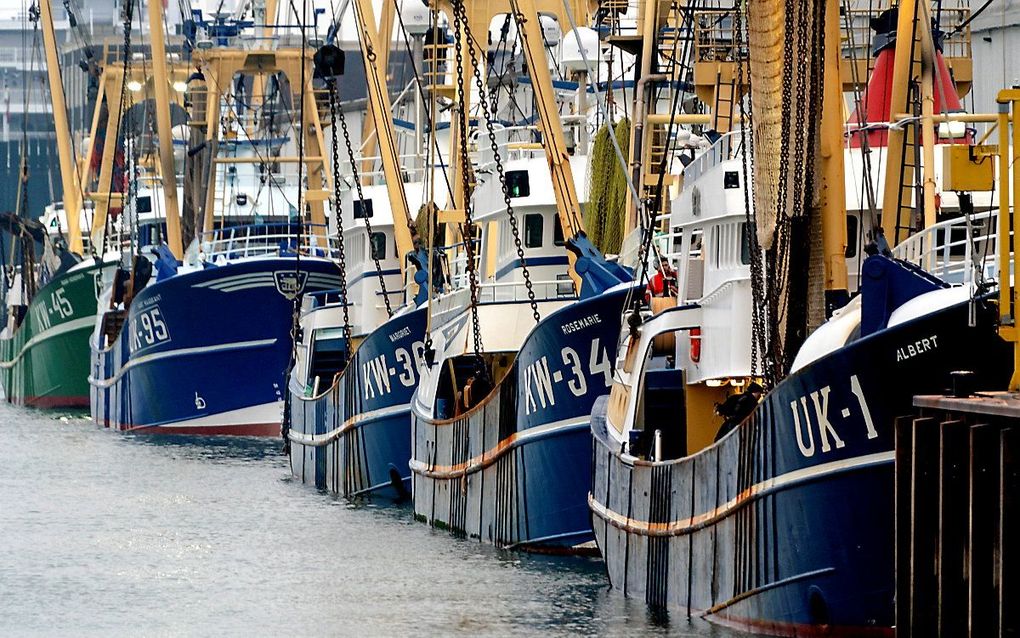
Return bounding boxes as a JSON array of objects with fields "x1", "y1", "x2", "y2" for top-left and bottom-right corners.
[
  {"x1": 893, "y1": 210, "x2": 1001, "y2": 286},
  {"x1": 841, "y1": 5, "x2": 972, "y2": 63},
  {"x1": 682, "y1": 129, "x2": 740, "y2": 184},
  {"x1": 196, "y1": 222, "x2": 340, "y2": 262},
  {"x1": 475, "y1": 278, "x2": 576, "y2": 303}
]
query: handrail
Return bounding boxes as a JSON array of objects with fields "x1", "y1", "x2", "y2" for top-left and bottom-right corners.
[
  {"x1": 892, "y1": 210, "x2": 1002, "y2": 286},
  {"x1": 196, "y1": 222, "x2": 340, "y2": 262}
]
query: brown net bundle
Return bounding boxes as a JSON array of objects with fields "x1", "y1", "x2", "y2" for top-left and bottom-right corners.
[{"x1": 743, "y1": 0, "x2": 827, "y2": 383}]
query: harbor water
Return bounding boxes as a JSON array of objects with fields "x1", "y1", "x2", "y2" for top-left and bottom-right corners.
[{"x1": 0, "y1": 403, "x2": 751, "y2": 637}]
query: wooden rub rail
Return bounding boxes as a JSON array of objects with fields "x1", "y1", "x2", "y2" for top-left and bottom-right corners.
[{"x1": 895, "y1": 394, "x2": 1019, "y2": 638}]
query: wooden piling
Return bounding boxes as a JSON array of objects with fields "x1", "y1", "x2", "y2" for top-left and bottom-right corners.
[{"x1": 895, "y1": 393, "x2": 1020, "y2": 638}]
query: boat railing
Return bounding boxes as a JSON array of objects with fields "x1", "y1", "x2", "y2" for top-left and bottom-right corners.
[
  {"x1": 335, "y1": 154, "x2": 433, "y2": 185},
  {"x1": 892, "y1": 211, "x2": 1002, "y2": 286},
  {"x1": 447, "y1": 250, "x2": 574, "y2": 302},
  {"x1": 841, "y1": 5, "x2": 972, "y2": 63},
  {"x1": 475, "y1": 278, "x2": 576, "y2": 303},
  {"x1": 197, "y1": 223, "x2": 340, "y2": 262},
  {"x1": 682, "y1": 129, "x2": 742, "y2": 185}
]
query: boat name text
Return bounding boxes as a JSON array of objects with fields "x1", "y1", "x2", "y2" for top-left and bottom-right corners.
[
  {"x1": 362, "y1": 340, "x2": 426, "y2": 400},
  {"x1": 524, "y1": 337, "x2": 613, "y2": 416},
  {"x1": 561, "y1": 314, "x2": 602, "y2": 335},
  {"x1": 389, "y1": 327, "x2": 412, "y2": 342},
  {"x1": 131, "y1": 305, "x2": 171, "y2": 352},
  {"x1": 895, "y1": 334, "x2": 939, "y2": 362}
]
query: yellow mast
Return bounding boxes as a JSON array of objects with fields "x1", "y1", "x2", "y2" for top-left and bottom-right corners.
[
  {"x1": 996, "y1": 90, "x2": 1020, "y2": 390},
  {"x1": 88, "y1": 66, "x2": 125, "y2": 252},
  {"x1": 148, "y1": 0, "x2": 184, "y2": 258},
  {"x1": 880, "y1": 0, "x2": 938, "y2": 245},
  {"x1": 359, "y1": 0, "x2": 397, "y2": 183},
  {"x1": 38, "y1": 0, "x2": 84, "y2": 254},
  {"x1": 351, "y1": 0, "x2": 415, "y2": 271},
  {"x1": 879, "y1": 0, "x2": 917, "y2": 245},
  {"x1": 509, "y1": 0, "x2": 584, "y2": 288},
  {"x1": 624, "y1": 0, "x2": 660, "y2": 234},
  {"x1": 819, "y1": 0, "x2": 848, "y2": 304}
]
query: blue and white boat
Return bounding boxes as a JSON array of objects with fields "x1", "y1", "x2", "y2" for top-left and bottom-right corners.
[
  {"x1": 590, "y1": 215, "x2": 1012, "y2": 634},
  {"x1": 286, "y1": 179, "x2": 440, "y2": 495},
  {"x1": 90, "y1": 20, "x2": 344, "y2": 436},
  {"x1": 409, "y1": 145, "x2": 634, "y2": 550},
  {"x1": 405, "y1": 5, "x2": 640, "y2": 551},
  {"x1": 586, "y1": 5, "x2": 1013, "y2": 628},
  {"x1": 91, "y1": 221, "x2": 342, "y2": 436}
]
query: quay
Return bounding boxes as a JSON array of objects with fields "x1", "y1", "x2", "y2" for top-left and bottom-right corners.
[{"x1": 896, "y1": 392, "x2": 1018, "y2": 637}]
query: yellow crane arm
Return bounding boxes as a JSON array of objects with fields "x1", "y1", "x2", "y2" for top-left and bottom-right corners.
[
  {"x1": 509, "y1": 0, "x2": 585, "y2": 288},
  {"x1": 39, "y1": 0, "x2": 84, "y2": 254},
  {"x1": 148, "y1": 0, "x2": 184, "y2": 258},
  {"x1": 351, "y1": 0, "x2": 415, "y2": 272}
]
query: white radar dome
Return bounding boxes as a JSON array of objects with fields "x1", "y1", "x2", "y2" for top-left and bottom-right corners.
[
  {"x1": 539, "y1": 14, "x2": 561, "y2": 46},
  {"x1": 561, "y1": 27, "x2": 600, "y2": 72},
  {"x1": 399, "y1": 0, "x2": 431, "y2": 36}
]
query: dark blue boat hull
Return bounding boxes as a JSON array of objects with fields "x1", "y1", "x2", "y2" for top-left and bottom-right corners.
[
  {"x1": 411, "y1": 285, "x2": 638, "y2": 551},
  {"x1": 590, "y1": 296, "x2": 1012, "y2": 635},
  {"x1": 91, "y1": 258, "x2": 342, "y2": 435},
  {"x1": 288, "y1": 306, "x2": 428, "y2": 498}
]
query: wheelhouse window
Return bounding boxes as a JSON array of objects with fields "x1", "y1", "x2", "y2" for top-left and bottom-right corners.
[
  {"x1": 524, "y1": 214, "x2": 544, "y2": 248},
  {"x1": 353, "y1": 198, "x2": 374, "y2": 219},
  {"x1": 506, "y1": 170, "x2": 531, "y2": 198},
  {"x1": 553, "y1": 216, "x2": 565, "y2": 246},
  {"x1": 369, "y1": 232, "x2": 387, "y2": 260},
  {"x1": 845, "y1": 216, "x2": 858, "y2": 258}
]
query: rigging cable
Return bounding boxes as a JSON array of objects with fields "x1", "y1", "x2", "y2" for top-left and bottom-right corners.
[{"x1": 283, "y1": 0, "x2": 311, "y2": 453}]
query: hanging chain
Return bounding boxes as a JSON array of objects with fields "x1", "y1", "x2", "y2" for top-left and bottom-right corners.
[
  {"x1": 327, "y1": 79, "x2": 354, "y2": 355},
  {"x1": 455, "y1": 0, "x2": 540, "y2": 323},
  {"x1": 335, "y1": 84, "x2": 393, "y2": 317},
  {"x1": 739, "y1": 0, "x2": 821, "y2": 386},
  {"x1": 736, "y1": 0, "x2": 765, "y2": 382},
  {"x1": 452, "y1": 2, "x2": 486, "y2": 363}
]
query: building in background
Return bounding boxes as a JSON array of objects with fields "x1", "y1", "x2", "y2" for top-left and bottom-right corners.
[
  {"x1": 0, "y1": 0, "x2": 119, "y2": 219},
  {"x1": 969, "y1": 0, "x2": 1020, "y2": 113}
]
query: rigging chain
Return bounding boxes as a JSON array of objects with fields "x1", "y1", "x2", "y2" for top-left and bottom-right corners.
[
  {"x1": 454, "y1": 0, "x2": 541, "y2": 324},
  {"x1": 735, "y1": 0, "x2": 766, "y2": 382},
  {"x1": 451, "y1": 1, "x2": 487, "y2": 363},
  {"x1": 327, "y1": 78, "x2": 354, "y2": 356}
]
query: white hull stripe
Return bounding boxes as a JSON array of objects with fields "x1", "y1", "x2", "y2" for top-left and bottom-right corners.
[
  {"x1": 193, "y1": 274, "x2": 273, "y2": 289},
  {"x1": 288, "y1": 403, "x2": 411, "y2": 447},
  {"x1": 0, "y1": 316, "x2": 95, "y2": 369},
  {"x1": 90, "y1": 338, "x2": 277, "y2": 388},
  {"x1": 133, "y1": 401, "x2": 282, "y2": 429},
  {"x1": 589, "y1": 450, "x2": 895, "y2": 536}
]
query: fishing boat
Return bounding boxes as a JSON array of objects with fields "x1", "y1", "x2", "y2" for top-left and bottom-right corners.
[
  {"x1": 0, "y1": 0, "x2": 117, "y2": 408},
  {"x1": 408, "y1": 0, "x2": 636, "y2": 552},
  {"x1": 588, "y1": 0, "x2": 1014, "y2": 633},
  {"x1": 89, "y1": 6, "x2": 342, "y2": 435},
  {"x1": 287, "y1": 0, "x2": 434, "y2": 496}
]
